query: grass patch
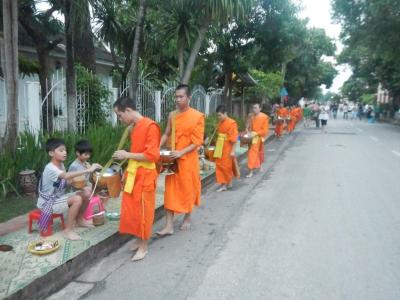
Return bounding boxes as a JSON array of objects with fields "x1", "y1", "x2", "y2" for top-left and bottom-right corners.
[{"x1": 0, "y1": 194, "x2": 36, "y2": 223}]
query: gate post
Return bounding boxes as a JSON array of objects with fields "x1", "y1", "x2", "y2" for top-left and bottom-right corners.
[
  {"x1": 155, "y1": 90, "x2": 161, "y2": 122},
  {"x1": 205, "y1": 94, "x2": 210, "y2": 116},
  {"x1": 26, "y1": 81, "x2": 41, "y2": 133},
  {"x1": 111, "y1": 88, "x2": 118, "y2": 126}
]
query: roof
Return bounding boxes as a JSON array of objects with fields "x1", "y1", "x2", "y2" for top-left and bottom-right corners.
[
  {"x1": 232, "y1": 72, "x2": 257, "y2": 87},
  {"x1": 1, "y1": 30, "x2": 121, "y2": 67},
  {"x1": 215, "y1": 72, "x2": 257, "y2": 88}
]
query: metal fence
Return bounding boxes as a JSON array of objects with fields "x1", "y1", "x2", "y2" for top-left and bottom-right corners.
[
  {"x1": 160, "y1": 80, "x2": 179, "y2": 122},
  {"x1": 119, "y1": 77, "x2": 157, "y2": 121},
  {"x1": 191, "y1": 85, "x2": 207, "y2": 113},
  {"x1": 2, "y1": 68, "x2": 223, "y2": 137},
  {"x1": 41, "y1": 68, "x2": 68, "y2": 133},
  {"x1": 208, "y1": 88, "x2": 223, "y2": 115}
]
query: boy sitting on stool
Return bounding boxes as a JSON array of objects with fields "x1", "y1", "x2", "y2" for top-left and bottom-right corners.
[
  {"x1": 37, "y1": 138, "x2": 101, "y2": 240},
  {"x1": 68, "y1": 139, "x2": 94, "y2": 190}
]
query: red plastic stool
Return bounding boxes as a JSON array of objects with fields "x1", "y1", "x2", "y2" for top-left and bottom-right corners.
[{"x1": 28, "y1": 209, "x2": 65, "y2": 237}]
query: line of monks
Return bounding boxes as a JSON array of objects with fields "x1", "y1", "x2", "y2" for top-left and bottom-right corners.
[
  {"x1": 111, "y1": 84, "x2": 276, "y2": 261},
  {"x1": 274, "y1": 104, "x2": 303, "y2": 138}
]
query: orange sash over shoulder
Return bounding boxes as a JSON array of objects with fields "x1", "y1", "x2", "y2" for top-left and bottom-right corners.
[
  {"x1": 164, "y1": 108, "x2": 205, "y2": 213},
  {"x1": 119, "y1": 118, "x2": 160, "y2": 240}
]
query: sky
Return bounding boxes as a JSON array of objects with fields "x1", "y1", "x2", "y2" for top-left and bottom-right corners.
[{"x1": 297, "y1": 0, "x2": 352, "y2": 93}]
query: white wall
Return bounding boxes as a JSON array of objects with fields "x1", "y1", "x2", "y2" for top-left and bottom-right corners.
[{"x1": 0, "y1": 74, "x2": 40, "y2": 137}]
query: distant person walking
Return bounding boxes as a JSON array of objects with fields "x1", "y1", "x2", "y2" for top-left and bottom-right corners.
[
  {"x1": 357, "y1": 103, "x2": 363, "y2": 120},
  {"x1": 331, "y1": 103, "x2": 338, "y2": 119},
  {"x1": 319, "y1": 107, "x2": 329, "y2": 133},
  {"x1": 343, "y1": 103, "x2": 349, "y2": 120},
  {"x1": 351, "y1": 105, "x2": 358, "y2": 120},
  {"x1": 366, "y1": 106, "x2": 375, "y2": 123},
  {"x1": 303, "y1": 104, "x2": 312, "y2": 127},
  {"x1": 312, "y1": 102, "x2": 320, "y2": 128}
]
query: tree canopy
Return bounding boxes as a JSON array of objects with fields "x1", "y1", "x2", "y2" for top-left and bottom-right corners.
[{"x1": 333, "y1": 0, "x2": 400, "y2": 101}]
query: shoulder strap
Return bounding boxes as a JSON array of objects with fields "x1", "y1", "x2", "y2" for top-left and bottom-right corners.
[
  {"x1": 171, "y1": 111, "x2": 176, "y2": 151},
  {"x1": 102, "y1": 125, "x2": 131, "y2": 175},
  {"x1": 207, "y1": 122, "x2": 219, "y2": 149}
]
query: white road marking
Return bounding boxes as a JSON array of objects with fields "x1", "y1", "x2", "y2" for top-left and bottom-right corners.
[
  {"x1": 356, "y1": 127, "x2": 363, "y2": 132},
  {"x1": 267, "y1": 149, "x2": 276, "y2": 152},
  {"x1": 392, "y1": 150, "x2": 400, "y2": 157},
  {"x1": 369, "y1": 136, "x2": 378, "y2": 142}
]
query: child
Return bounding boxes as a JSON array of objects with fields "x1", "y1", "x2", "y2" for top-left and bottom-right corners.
[
  {"x1": 68, "y1": 140, "x2": 93, "y2": 189},
  {"x1": 37, "y1": 138, "x2": 101, "y2": 240}
]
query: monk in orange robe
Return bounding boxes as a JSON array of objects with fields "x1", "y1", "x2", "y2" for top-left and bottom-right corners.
[
  {"x1": 295, "y1": 106, "x2": 303, "y2": 123},
  {"x1": 275, "y1": 104, "x2": 289, "y2": 137},
  {"x1": 214, "y1": 105, "x2": 239, "y2": 192},
  {"x1": 287, "y1": 106, "x2": 298, "y2": 133},
  {"x1": 157, "y1": 84, "x2": 205, "y2": 236},
  {"x1": 112, "y1": 96, "x2": 160, "y2": 261},
  {"x1": 247, "y1": 103, "x2": 269, "y2": 178}
]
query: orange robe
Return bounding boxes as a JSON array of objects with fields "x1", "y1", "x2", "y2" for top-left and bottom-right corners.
[
  {"x1": 215, "y1": 117, "x2": 239, "y2": 184},
  {"x1": 164, "y1": 108, "x2": 205, "y2": 214},
  {"x1": 119, "y1": 118, "x2": 160, "y2": 240},
  {"x1": 275, "y1": 107, "x2": 289, "y2": 137},
  {"x1": 248, "y1": 112, "x2": 269, "y2": 170},
  {"x1": 287, "y1": 109, "x2": 297, "y2": 133},
  {"x1": 296, "y1": 108, "x2": 303, "y2": 123}
]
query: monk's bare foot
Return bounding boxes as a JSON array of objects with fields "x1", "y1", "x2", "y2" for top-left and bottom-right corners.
[
  {"x1": 217, "y1": 185, "x2": 227, "y2": 192},
  {"x1": 156, "y1": 227, "x2": 174, "y2": 237},
  {"x1": 63, "y1": 230, "x2": 82, "y2": 241},
  {"x1": 227, "y1": 182, "x2": 233, "y2": 189},
  {"x1": 131, "y1": 248, "x2": 148, "y2": 262},
  {"x1": 180, "y1": 218, "x2": 191, "y2": 231},
  {"x1": 260, "y1": 166, "x2": 265, "y2": 172},
  {"x1": 77, "y1": 219, "x2": 95, "y2": 229},
  {"x1": 180, "y1": 222, "x2": 191, "y2": 231},
  {"x1": 130, "y1": 240, "x2": 140, "y2": 251},
  {"x1": 246, "y1": 171, "x2": 254, "y2": 178}
]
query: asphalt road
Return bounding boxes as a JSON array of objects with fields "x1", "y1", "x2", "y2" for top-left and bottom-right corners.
[{"x1": 50, "y1": 119, "x2": 400, "y2": 300}]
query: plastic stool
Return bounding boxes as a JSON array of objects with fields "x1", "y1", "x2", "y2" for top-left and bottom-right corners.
[
  {"x1": 28, "y1": 209, "x2": 65, "y2": 237},
  {"x1": 83, "y1": 195, "x2": 105, "y2": 220}
]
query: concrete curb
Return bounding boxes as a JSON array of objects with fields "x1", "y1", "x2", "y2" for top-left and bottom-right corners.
[
  {"x1": 378, "y1": 118, "x2": 400, "y2": 126},
  {"x1": 7, "y1": 134, "x2": 275, "y2": 300}
]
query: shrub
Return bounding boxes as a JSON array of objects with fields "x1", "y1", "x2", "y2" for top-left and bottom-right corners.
[
  {"x1": 0, "y1": 124, "x2": 128, "y2": 195},
  {"x1": 76, "y1": 64, "x2": 111, "y2": 127},
  {"x1": 0, "y1": 115, "x2": 247, "y2": 196}
]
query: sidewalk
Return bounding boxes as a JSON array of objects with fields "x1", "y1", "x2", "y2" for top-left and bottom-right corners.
[{"x1": 0, "y1": 134, "x2": 270, "y2": 300}]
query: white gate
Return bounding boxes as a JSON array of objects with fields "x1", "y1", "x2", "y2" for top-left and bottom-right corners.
[
  {"x1": 41, "y1": 68, "x2": 94, "y2": 134},
  {"x1": 76, "y1": 86, "x2": 89, "y2": 134},
  {"x1": 41, "y1": 68, "x2": 68, "y2": 133},
  {"x1": 0, "y1": 76, "x2": 41, "y2": 137},
  {"x1": 191, "y1": 85, "x2": 207, "y2": 113},
  {"x1": 161, "y1": 80, "x2": 178, "y2": 122},
  {"x1": 119, "y1": 76, "x2": 156, "y2": 121},
  {"x1": 208, "y1": 88, "x2": 223, "y2": 115}
]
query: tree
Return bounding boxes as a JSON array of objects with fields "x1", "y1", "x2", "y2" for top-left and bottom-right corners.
[
  {"x1": 64, "y1": 0, "x2": 77, "y2": 131},
  {"x1": 1, "y1": 0, "x2": 18, "y2": 152},
  {"x1": 341, "y1": 76, "x2": 376, "y2": 102},
  {"x1": 284, "y1": 28, "x2": 337, "y2": 101},
  {"x1": 161, "y1": 2, "x2": 197, "y2": 79},
  {"x1": 72, "y1": 0, "x2": 96, "y2": 72},
  {"x1": 332, "y1": 0, "x2": 400, "y2": 103},
  {"x1": 18, "y1": 0, "x2": 64, "y2": 132},
  {"x1": 129, "y1": 0, "x2": 147, "y2": 101},
  {"x1": 172, "y1": 0, "x2": 253, "y2": 84},
  {"x1": 209, "y1": 20, "x2": 255, "y2": 112},
  {"x1": 93, "y1": 0, "x2": 135, "y2": 84},
  {"x1": 248, "y1": 69, "x2": 283, "y2": 102}
]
